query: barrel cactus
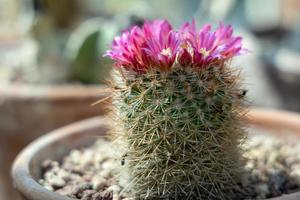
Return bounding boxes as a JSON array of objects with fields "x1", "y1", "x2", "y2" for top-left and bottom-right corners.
[{"x1": 105, "y1": 19, "x2": 248, "y2": 200}]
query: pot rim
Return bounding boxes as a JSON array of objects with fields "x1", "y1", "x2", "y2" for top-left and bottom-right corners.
[
  {"x1": 0, "y1": 84, "x2": 110, "y2": 100},
  {"x1": 11, "y1": 108, "x2": 300, "y2": 200},
  {"x1": 12, "y1": 116, "x2": 110, "y2": 200}
]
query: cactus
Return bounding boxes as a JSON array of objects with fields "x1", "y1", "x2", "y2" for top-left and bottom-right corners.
[
  {"x1": 105, "y1": 20, "x2": 248, "y2": 199},
  {"x1": 66, "y1": 18, "x2": 118, "y2": 84},
  {"x1": 66, "y1": 16, "x2": 145, "y2": 84}
]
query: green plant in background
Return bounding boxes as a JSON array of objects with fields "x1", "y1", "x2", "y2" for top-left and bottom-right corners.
[
  {"x1": 31, "y1": 1, "x2": 145, "y2": 84},
  {"x1": 28, "y1": 0, "x2": 145, "y2": 84},
  {"x1": 66, "y1": 15, "x2": 146, "y2": 84},
  {"x1": 28, "y1": 0, "x2": 79, "y2": 84},
  {"x1": 66, "y1": 19, "x2": 119, "y2": 84},
  {"x1": 31, "y1": 14, "x2": 118, "y2": 84},
  {"x1": 105, "y1": 20, "x2": 248, "y2": 199}
]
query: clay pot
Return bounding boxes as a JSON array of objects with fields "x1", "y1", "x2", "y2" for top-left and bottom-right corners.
[
  {"x1": 12, "y1": 108, "x2": 300, "y2": 200},
  {"x1": 0, "y1": 84, "x2": 110, "y2": 200},
  {"x1": 262, "y1": 50, "x2": 300, "y2": 112}
]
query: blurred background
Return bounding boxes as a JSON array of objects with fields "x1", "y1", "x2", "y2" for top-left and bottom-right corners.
[{"x1": 0, "y1": 0, "x2": 300, "y2": 199}]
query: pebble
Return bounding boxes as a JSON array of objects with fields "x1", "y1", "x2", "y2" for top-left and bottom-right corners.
[
  {"x1": 81, "y1": 190, "x2": 96, "y2": 200},
  {"x1": 103, "y1": 160, "x2": 116, "y2": 170},
  {"x1": 100, "y1": 169, "x2": 112, "y2": 178},
  {"x1": 255, "y1": 184, "x2": 269, "y2": 197},
  {"x1": 46, "y1": 173, "x2": 66, "y2": 189},
  {"x1": 92, "y1": 176, "x2": 107, "y2": 190},
  {"x1": 71, "y1": 183, "x2": 93, "y2": 198},
  {"x1": 113, "y1": 194, "x2": 121, "y2": 200},
  {"x1": 57, "y1": 169, "x2": 70, "y2": 181},
  {"x1": 106, "y1": 185, "x2": 121, "y2": 194},
  {"x1": 40, "y1": 134, "x2": 300, "y2": 200},
  {"x1": 69, "y1": 150, "x2": 82, "y2": 164}
]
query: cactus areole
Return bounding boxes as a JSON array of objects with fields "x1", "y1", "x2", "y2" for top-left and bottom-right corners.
[{"x1": 105, "y1": 19, "x2": 248, "y2": 200}]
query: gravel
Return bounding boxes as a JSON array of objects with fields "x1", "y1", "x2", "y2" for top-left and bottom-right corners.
[{"x1": 39, "y1": 133, "x2": 300, "y2": 200}]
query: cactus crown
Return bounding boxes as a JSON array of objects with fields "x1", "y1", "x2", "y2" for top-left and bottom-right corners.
[{"x1": 105, "y1": 19, "x2": 247, "y2": 199}]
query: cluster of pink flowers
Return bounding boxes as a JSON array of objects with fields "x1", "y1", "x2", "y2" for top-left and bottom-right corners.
[{"x1": 105, "y1": 19, "x2": 246, "y2": 72}]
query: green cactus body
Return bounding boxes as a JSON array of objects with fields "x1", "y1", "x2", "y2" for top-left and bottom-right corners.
[
  {"x1": 114, "y1": 65, "x2": 246, "y2": 199},
  {"x1": 106, "y1": 19, "x2": 248, "y2": 200}
]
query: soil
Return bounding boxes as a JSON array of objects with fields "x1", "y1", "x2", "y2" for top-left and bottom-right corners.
[{"x1": 40, "y1": 132, "x2": 300, "y2": 200}]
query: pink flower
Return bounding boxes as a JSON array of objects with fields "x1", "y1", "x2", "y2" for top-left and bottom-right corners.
[
  {"x1": 178, "y1": 21, "x2": 247, "y2": 68},
  {"x1": 105, "y1": 19, "x2": 180, "y2": 72},
  {"x1": 142, "y1": 30, "x2": 180, "y2": 71},
  {"x1": 105, "y1": 19, "x2": 247, "y2": 72},
  {"x1": 104, "y1": 25, "x2": 146, "y2": 72}
]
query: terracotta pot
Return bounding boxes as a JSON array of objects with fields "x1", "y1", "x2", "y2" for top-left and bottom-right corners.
[
  {"x1": 11, "y1": 109, "x2": 300, "y2": 200},
  {"x1": 0, "y1": 84, "x2": 110, "y2": 200}
]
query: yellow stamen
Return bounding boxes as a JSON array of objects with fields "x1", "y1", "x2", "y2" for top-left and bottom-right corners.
[
  {"x1": 199, "y1": 48, "x2": 210, "y2": 58},
  {"x1": 181, "y1": 42, "x2": 189, "y2": 49},
  {"x1": 161, "y1": 48, "x2": 172, "y2": 57},
  {"x1": 181, "y1": 42, "x2": 193, "y2": 53}
]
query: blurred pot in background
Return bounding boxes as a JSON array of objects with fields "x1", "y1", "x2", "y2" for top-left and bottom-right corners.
[
  {"x1": 0, "y1": 1, "x2": 148, "y2": 198},
  {"x1": 262, "y1": 44, "x2": 300, "y2": 111},
  {"x1": 260, "y1": 21, "x2": 300, "y2": 111},
  {"x1": 245, "y1": 0, "x2": 300, "y2": 37},
  {"x1": 242, "y1": 0, "x2": 300, "y2": 112},
  {"x1": 0, "y1": 85, "x2": 110, "y2": 200},
  {"x1": 0, "y1": 1, "x2": 117, "y2": 200}
]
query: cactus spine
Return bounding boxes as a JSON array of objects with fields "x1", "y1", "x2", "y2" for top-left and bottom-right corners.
[
  {"x1": 114, "y1": 64, "x2": 245, "y2": 199},
  {"x1": 106, "y1": 19, "x2": 248, "y2": 200}
]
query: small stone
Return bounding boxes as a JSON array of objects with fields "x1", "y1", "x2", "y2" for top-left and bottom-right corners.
[
  {"x1": 245, "y1": 161, "x2": 255, "y2": 170},
  {"x1": 102, "y1": 160, "x2": 116, "y2": 170},
  {"x1": 100, "y1": 169, "x2": 112, "y2": 178},
  {"x1": 101, "y1": 191, "x2": 113, "y2": 200},
  {"x1": 69, "y1": 150, "x2": 82, "y2": 164},
  {"x1": 80, "y1": 150, "x2": 95, "y2": 167},
  {"x1": 255, "y1": 183, "x2": 269, "y2": 196},
  {"x1": 290, "y1": 169, "x2": 300, "y2": 185},
  {"x1": 92, "y1": 176, "x2": 107, "y2": 190},
  {"x1": 106, "y1": 185, "x2": 121, "y2": 194},
  {"x1": 91, "y1": 192, "x2": 104, "y2": 200},
  {"x1": 95, "y1": 153, "x2": 109, "y2": 164},
  {"x1": 57, "y1": 169, "x2": 70, "y2": 181},
  {"x1": 47, "y1": 175, "x2": 66, "y2": 189},
  {"x1": 56, "y1": 185, "x2": 74, "y2": 196},
  {"x1": 71, "y1": 183, "x2": 92, "y2": 198},
  {"x1": 43, "y1": 182, "x2": 54, "y2": 191},
  {"x1": 92, "y1": 191, "x2": 113, "y2": 200},
  {"x1": 113, "y1": 194, "x2": 121, "y2": 200},
  {"x1": 82, "y1": 189, "x2": 96, "y2": 200}
]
